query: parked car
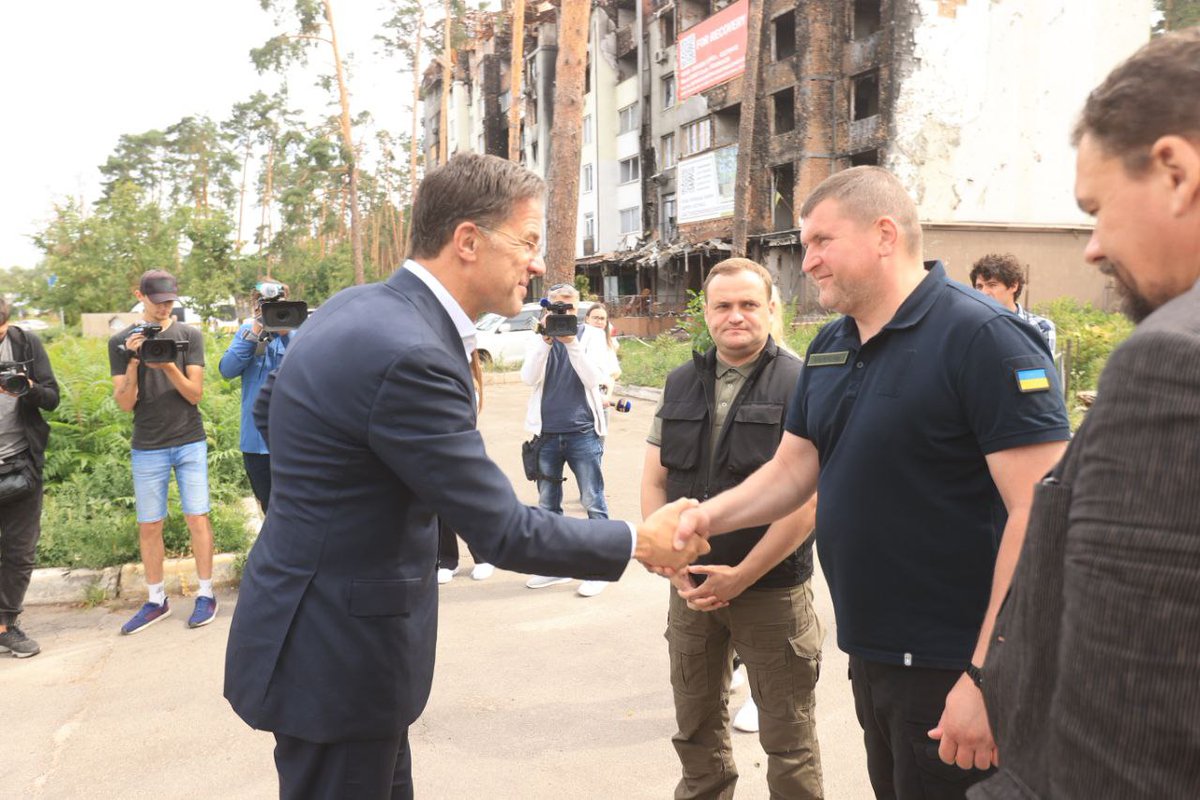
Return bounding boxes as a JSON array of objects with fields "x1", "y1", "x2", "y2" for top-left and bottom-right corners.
[
  {"x1": 12, "y1": 319, "x2": 50, "y2": 331},
  {"x1": 474, "y1": 300, "x2": 595, "y2": 367}
]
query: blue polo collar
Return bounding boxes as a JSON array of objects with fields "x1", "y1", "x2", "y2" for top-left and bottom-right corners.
[{"x1": 824, "y1": 260, "x2": 947, "y2": 346}]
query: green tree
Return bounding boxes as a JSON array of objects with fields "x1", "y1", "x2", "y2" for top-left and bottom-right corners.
[{"x1": 1154, "y1": 0, "x2": 1200, "y2": 33}]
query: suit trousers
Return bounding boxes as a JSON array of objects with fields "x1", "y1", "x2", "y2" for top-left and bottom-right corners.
[
  {"x1": 273, "y1": 729, "x2": 413, "y2": 800},
  {"x1": 242, "y1": 452, "x2": 273, "y2": 512},
  {"x1": 0, "y1": 467, "x2": 43, "y2": 626},
  {"x1": 666, "y1": 582, "x2": 824, "y2": 800},
  {"x1": 849, "y1": 656, "x2": 994, "y2": 800},
  {"x1": 436, "y1": 519, "x2": 480, "y2": 571}
]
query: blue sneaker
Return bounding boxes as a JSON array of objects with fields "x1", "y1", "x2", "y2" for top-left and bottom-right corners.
[
  {"x1": 188, "y1": 596, "x2": 218, "y2": 629},
  {"x1": 121, "y1": 600, "x2": 171, "y2": 635}
]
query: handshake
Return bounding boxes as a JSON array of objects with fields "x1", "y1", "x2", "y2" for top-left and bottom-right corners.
[{"x1": 633, "y1": 498, "x2": 710, "y2": 572}]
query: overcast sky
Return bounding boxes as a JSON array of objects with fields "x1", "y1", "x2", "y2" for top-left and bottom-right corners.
[{"x1": 1, "y1": 0, "x2": 442, "y2": 271}]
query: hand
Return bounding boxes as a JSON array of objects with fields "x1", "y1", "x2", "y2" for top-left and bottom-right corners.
[
  {"x1": 674, "y1": 505, "x2": 711, "y2": 553},
  {"x1": 124, "y1": 332, "x2": 146, "y2": 354},
  {"x1": 250, "y1": 318, "x2": 264, "y2": 336},
  {"x1": 554, "y1": 334, "x2": 576, "y2": 345},
  {"x1": 636, "y1": 497, "x2": 710, "y2": 572},
  {"x1": 928, "y1": 673, "x2": 998, "y2": 770},
  {"x1": 145, "y1": 361, "x2": 173, "y2": 371},
  {"x1": 678, "y1": 564, "x2": 750, "y2": 612}
]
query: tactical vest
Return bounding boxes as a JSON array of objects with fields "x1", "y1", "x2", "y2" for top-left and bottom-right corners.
[{"x1": 657, "y1": 338, "x2": 813, "y2": 589}]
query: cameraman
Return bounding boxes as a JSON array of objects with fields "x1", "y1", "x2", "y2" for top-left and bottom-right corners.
[
  {"x1": 0, "y1": 298, "x2": 59, "y2": 658},
  {"x1": 108, "y1": 269, "x2": 215, "y2": 635},
  {"x1": 219, "y1": 280, "x2": 293, "y2": 511},
  {"x1": 521, "y1": 283, "x2": 614, "y2": 597}
]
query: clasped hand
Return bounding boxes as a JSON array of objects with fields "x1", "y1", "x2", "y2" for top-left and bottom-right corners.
[{"x1": 635, "y1": 498, "x2": 710, "y2": 571}]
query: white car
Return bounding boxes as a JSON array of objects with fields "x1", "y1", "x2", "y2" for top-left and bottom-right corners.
[
  {"x1": 12, "y1": 319, "x2": 50, "y2": 331},
  {"x1": 474, "y1": 301, "x2": 595, "y2": 367}
]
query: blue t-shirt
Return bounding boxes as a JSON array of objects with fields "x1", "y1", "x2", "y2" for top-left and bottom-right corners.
[
  {"x1": 219, "y1": 324, "x2": 291, "y2": 454},
  {"x1": 540, "y1": 326, "x2": 594, "y2": 434},
  {"x1": 784, "y1": 262, "x2": 1069, "y2": 669}
]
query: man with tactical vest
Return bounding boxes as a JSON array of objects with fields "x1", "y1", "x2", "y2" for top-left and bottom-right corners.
[{"x1": 641, "y1": 258, "x2": 823, "y2": 799}]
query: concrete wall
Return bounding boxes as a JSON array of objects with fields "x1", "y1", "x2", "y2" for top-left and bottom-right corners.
[
  {"x1": 81, "y1": 312, "x2": 141, "y2": 339},
  {"x1": 889, "y1": 0, "x2": 1152, "y2": 225}
]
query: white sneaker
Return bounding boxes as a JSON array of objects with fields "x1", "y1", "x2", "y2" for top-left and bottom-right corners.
[
  {"x1": 577, "y1": 580, "x2": 608, "y2": 597},
  {"x1": 470, "y1": 563, "x2": 495, "y2": 581},
  {"x1": 729, "y1": 663, "x2": 747, "y2": 690},
  {"x1": 525, "y1": 575, "x2": 571, "y2": 589},
  {"x1": 437, "y1": 568, "x2": 455, "y2": 585},
  {"x1": 732, "y1": 696, "x2": 759, "y2": 733}
]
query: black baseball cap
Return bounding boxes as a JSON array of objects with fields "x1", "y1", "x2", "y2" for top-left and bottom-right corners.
[{"x1": 139, "y1": 270, "x2": 179, "y2": 304}]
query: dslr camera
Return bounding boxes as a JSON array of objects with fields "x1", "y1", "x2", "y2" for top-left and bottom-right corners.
[
  {"x1": 0, "y1": 362, "x2": 30, "y2": 397},
  {"x1": 256, "y1": 281, "x2": 307, "y2": 333},
  {"x1": 128, "y1": 323, "x2": 189, "y2": 364},
  {"x1": 536, "y1": 298, "x2": 579, "y2": 338}
]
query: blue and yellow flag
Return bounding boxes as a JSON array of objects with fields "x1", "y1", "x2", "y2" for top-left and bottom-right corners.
[{"x1": 1015, "y1": 367, "x2": 1051, "y2": 393}]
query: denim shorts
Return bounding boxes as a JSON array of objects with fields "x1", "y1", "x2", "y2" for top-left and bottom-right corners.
[{"x1": 131, "y1": 440, "x2": 211, "y2": 523}]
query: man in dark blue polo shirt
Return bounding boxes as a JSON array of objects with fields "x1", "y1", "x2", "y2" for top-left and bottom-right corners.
[{"x1": 674, "y1": 167, "x2": 1070, "y2": 800}]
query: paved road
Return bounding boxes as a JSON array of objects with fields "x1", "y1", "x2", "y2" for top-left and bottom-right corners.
[{"x1": 3, "y1": 380, "x2": 871, "y2": 799}]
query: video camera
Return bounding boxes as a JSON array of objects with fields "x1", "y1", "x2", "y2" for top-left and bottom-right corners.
[
  {"x1": 127, "y1": 323, "x2": 189, "y2": 364},
  {"x1": 256, "y1": 281, "x2": 307, "y2": 333},
  {"x1": 0, "y1": 362, "x2": 30, "y2": 397},
  {"x1": 536, "y1": 298, "x2": 579, "y2": 338}
]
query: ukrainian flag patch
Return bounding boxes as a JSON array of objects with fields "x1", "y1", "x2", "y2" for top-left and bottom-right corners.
[{"x1": 1015, "y1": 367, "x2": 1051, "y2": 393}]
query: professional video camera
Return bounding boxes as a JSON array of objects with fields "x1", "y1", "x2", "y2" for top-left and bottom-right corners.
[
  {"x1": 256, "y1": 281, "x2": 308, "y2": 333},
  {"x1": 127, "y1": 323, "x2": 189, "y2": 364},
  {"x1": 536, "y1": 298, "x2": 579, "y2": 338},
  {"x1": 0, "y1": 362, "x2": 30, "y2": 397}
]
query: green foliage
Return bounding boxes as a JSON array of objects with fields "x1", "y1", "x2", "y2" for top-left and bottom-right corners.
[
  {"x1": 616, "y1": 335, "x2": 694, "y2": 387},
  {"x1": 1154, "y1": 0, "x2": 1200, "y2": 34},
  {"x1": 680, "y1": 290, "x2": 714, "y2": 353},
  {"x1": 573, "y1": 275, "x2": 594, "y2": 300},
  {"x1": 1036, "y1": 298, "x2": 1134, "y2": 393},
  {"x1": 35, "y1": 333, "x2": 251, "y2": 569}
]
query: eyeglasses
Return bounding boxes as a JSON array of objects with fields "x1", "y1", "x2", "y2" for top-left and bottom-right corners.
[{"x1": 477, "y1": 224, "x2": 541, "y2": 258}]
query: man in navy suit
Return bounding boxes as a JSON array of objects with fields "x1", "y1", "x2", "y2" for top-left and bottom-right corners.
[{"x1": 224, "y1": 153, "x2": 705, "y2": 799}]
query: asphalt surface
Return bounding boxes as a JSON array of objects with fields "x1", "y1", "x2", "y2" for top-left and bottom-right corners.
[{"x1": 3, "y1": 380, "x2": 872, "y2": 799}]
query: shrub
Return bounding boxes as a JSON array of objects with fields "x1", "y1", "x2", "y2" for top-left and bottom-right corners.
[
  {"x1": 1036, "y1": 298, "x2": 1134, "y2": 393},
  {"x1": 35, "y1": 332, "x2": 250, "y2": 569}
]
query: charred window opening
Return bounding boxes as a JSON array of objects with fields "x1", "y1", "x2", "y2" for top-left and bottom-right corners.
[
  {"x1": 773, "y1": 88, "x2": 796, "y2": 134},
  {"x1": 853, "y1": 0, "x2": 882, "y2": 40},
  {"x1": 773, "y1": 12, "x2": 797, "y2": 60},
  {"x1": 660, "y1": 9, "x2": 676, "y2": 43},
  {"x1": 850, "y1": 149, "x2": 879, "y2": 166},
  {"x1": 853, "y1": 71, "x2": 880, "y2": 120},
  {"x1": 772, "y1": 162, "x2": 795, "y2": 232}
]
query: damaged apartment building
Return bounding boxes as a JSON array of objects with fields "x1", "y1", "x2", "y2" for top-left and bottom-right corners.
[{"x1": 423, "y1": 0, "x2": 1149, "y2": 313}]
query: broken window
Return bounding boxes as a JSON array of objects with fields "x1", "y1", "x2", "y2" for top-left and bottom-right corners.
[
  {"x1": 662, "y1": 74, "x2": 676, "y2": 109},
  {"x1": 662, "y1": 193, "x2": 677, "y2": 241},
  {"x1": 773, "y1": 88, "x2": 796, "y2": 134},
  {"x1": 853, "y1": 0, "x2": 882, "y2": 40},
  {"x1": 772, "y1": 162, "x2": 795, "y2": 232},
  {"x1": 681, "y1": 117, "x2": 712, "y2": 156},
  {"x1": 660, "y1": 9, "x2": 676, "y2": 43},
  {"x1": 850, "y1": 149, "x2": 879, "y2": 166},
  {"x1": 853, "y1": 71, "x2": 880, "y2": 120},
  {"x1": 773, "y1": 12, "x2": 797, "y2": 60},
  {"x1": 660, "y1": 133, "x2": 677, "y2": 170}
]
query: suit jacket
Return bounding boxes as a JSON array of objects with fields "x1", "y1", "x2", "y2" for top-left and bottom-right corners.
[
  {"x1": 971, "y1": 279, "x2": 1200, "y2": 799},
  {"x1": 224, "y1": 268, "x2": 632, "y2": 743}
]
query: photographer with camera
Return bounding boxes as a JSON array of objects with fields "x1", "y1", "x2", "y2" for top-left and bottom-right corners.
[
  {"x1": 219, "y1": 280, "x2": 294, "y2": 511},
  {"x1": 521, "y1": 283, "x2": 615, "y2": 597},
  {"x1": 108, "y1": 270, "x2": 216, "y2": 634},
  {"x1": 0, "y1": 298, "x2": 60, "y2": 658}
]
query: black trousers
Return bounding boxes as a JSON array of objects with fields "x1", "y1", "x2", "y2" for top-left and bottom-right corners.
[
  {"x1": 273, "y1": 729, "x2": 413, "y2": 800},
  {"x1": 243, "y1": 452, "x2": 273, "y2": 512},
  {"x1": 436, "y1": 520, "x2": 480, "y2": 571},
  {"x1": 849, "y1": 655, "x2": 994, "y2": 800},
  {"x1": 0, "y1": 469, "x2": 43, "y2": 626}
]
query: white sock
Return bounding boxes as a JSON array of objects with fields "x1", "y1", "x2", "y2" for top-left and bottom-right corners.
[
  {"x1": 148, "y1": 583, "x2": 166, "y2": 606},
  {"x1": 197, "y1": 579, "x2": 214, "y2": 599}
]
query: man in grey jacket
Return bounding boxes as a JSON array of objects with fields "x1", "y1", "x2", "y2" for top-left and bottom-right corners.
[{"x1": 971, "y1": 28, "x2": 1200, "y2": 800}]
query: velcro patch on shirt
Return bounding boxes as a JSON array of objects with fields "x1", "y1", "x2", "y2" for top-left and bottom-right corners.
[
  {"x1": 807, "y1": 350, "x2": 850, "y2": 367},
  {"x1": 1015, "y1": 367, "x2": 1051, "y2": 393}
]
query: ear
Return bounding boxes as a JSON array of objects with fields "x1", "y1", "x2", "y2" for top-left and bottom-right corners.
[
  {"x1": 876, "y1": 216, "x2": 900, "y2": 257},
  {"x1": 453, "y1": 221, "x2": 483, "y2": 263},
  {"x1": 1150, "y1": 135, "x2": 1200, "y2": 218}
]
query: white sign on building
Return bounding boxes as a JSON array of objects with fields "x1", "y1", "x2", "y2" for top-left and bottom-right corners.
[{"x1": 677, "y1": 145, "x2": 738, "y2": 224}]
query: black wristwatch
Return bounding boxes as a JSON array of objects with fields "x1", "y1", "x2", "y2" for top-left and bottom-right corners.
[{"x1": 966, "y1": 662, "x2": 984, "y2": 689}]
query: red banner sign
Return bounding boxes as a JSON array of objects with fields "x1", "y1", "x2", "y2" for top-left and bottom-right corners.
[{"x1": 676, "y1": 0, "x2": 749, "y2": 101}]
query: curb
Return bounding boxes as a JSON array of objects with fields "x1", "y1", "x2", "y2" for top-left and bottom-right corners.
[{"x1": 24, "y1": 497, "x2": 263, "y2": 608}]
